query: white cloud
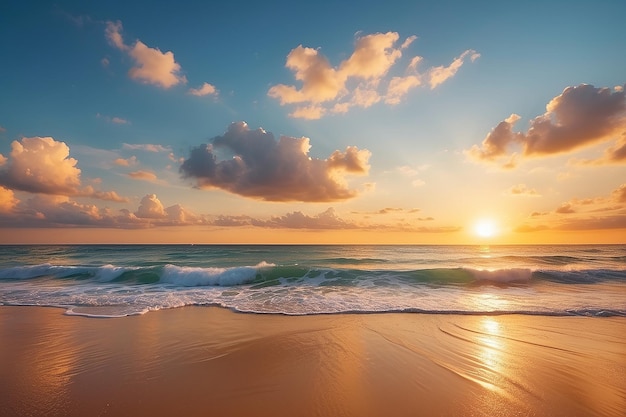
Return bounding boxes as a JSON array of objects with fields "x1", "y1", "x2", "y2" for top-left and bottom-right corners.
[
  {"x1": 0, "y1": 137, "x2": 81, "y2": 195},
  {"x1": 114, "y1": 156, "x2": 137, "y2": 167},
  {"x1": 188, "y1": 82, "x2": 218, "y2": 96},
  {"x1": 122, "y1": 143, "x2": 171, "y2": 153},
  {"x1": 135, "y1": 194, "x2": 198, "y2": 223},
  {"x1": 269, "y1": 32, "x2": 479, "y2": 118},
  {"x1": 0, "y1": 136, "x2": 126, "y2": 202},
  {"x1": 135, "y1": 194, "x2": 165, "y2": 219},
  {"x1": 105, "y1": 20, "x2": 187, "y2": 89},
  {"x1": 428, "y1": 49, "x2": 480, "y2": 89},
  {"x1": 127, "y1": 170, "x2": 157, "y2": 181}
]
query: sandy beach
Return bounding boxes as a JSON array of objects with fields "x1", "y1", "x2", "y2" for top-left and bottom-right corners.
[{"x1": 0, "y1": 306, "x2": 624, "y2": 417}]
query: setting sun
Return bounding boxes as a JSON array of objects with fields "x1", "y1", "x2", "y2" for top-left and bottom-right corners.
[{"x1": 474, "y1": 219, "x2": 498, "y2": 238}]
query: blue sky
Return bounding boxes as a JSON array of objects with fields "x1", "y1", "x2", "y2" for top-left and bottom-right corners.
[{"x1": 0, "y1": 0, "x2": 625, "y2": 243}]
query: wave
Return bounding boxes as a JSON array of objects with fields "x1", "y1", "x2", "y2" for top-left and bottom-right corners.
[
  {"x1": 160, "y1": 262, "x2": 274, "y2": 286},
  {"x1": 1, "y1": 263, "x2": 625, "y2": 287},
  {"x1": 2, "y1": 261, "x2": 625, "y2": 318}
]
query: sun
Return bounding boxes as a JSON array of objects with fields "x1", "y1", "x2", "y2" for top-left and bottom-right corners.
[{"x1": 474, "y1": 219, "x2": 498, "y2": 238}]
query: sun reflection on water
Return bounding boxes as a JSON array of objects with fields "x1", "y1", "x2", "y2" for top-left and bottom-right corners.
[{"x1": 478, "y1": 245, "x2": 491, "y2": 258}]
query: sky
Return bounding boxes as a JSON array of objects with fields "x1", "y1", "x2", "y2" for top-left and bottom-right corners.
[{"x1": 0, "y1": 0, "x2": 625, "y2": 244}]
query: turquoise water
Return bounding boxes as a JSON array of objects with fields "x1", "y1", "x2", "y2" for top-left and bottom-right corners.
[{"x1": 0, "y1": 245, "x2": 624, "y2": 317}]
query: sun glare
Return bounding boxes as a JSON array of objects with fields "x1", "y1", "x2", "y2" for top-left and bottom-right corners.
[{"x1": 474, "y1": 219, "x2": 497, "y2": 238}]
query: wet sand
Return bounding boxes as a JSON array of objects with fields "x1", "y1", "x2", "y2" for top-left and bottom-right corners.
[{"x1": 0, "y1": 306, "x2": 624, "y2": 416}]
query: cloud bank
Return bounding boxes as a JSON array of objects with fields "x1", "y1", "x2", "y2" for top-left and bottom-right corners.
[
  {"x1": 180, "y1": 122, "x2": 371, "y2": 202},
  {"x1": 0, "y1": 193, "x2": 203, "y2": 229},
  {"x1": 515, "y1": 183, "x2": 626, "y2": 232},
  {"x1": 268, "y1": 32, "x2": 479, "y2": 119},
  {"x1": 467, "y1": 84, "x2": 626, "y2": 167}
]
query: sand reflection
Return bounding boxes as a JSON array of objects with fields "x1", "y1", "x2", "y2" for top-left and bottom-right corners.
[
  {"x1": 0, "y1": 307, "x2": 77, "y2": 416},
  {"x1": 476, "y1": 318, "x2": 504, "y2": 376}
]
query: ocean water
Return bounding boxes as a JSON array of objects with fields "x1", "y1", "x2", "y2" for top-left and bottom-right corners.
[{"x1": 0, "y1": 245, "x2": 624, "y2": 318}]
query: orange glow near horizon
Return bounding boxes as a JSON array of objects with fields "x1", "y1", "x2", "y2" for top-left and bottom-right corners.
[{"x1": 0, "y1": 226, "x2": 625, "y2": 245}]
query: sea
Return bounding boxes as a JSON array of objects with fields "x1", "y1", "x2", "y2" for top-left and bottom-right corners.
[{"x1": 0, "y1": 244, "x2": 624, "y2": 318}]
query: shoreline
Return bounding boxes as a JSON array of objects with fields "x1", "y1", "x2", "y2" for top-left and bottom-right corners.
[{"x1": 1, "y1": 306, "x2": 625, "y2": 416}]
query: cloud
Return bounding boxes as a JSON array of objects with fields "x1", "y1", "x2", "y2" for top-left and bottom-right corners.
[
  {"x1": 128, "y1": 170, "x2": 157, "y2": 181},
  {"x1": 209, "y1": 207, "x2": 458, "y2": 233},
  {"x1": 504, "y1": 184, "x2": 540, "y2": 197},
  {"x1": 289, "y1": 104, "x2": 327, "y2": 120},
  {"x1": 392, "y1": 164, "x2": 427, "y2": 187},
  {"x1": 21, "y1": 195, "x2": 112, "y2": 226},
  {"x1": 269, "y1": 32, "x2": 478, "y2": 118},
  {"x1": 0, "y1": 136, "x2": 126, "y2": 201},
  {"x1": 105, "y1": 20, "x2": 187, "y2": 89},
  {"x1": 135, "y1": 194, "x2": 198, "y2": 224},
  {"x1": 97, "y1": 113, "x2": 130, "y2": 124},
  {"x1": 376, "y1": 207, "x2": 404, "y2": 215},
  {"x1": 0, "y1": 186, "x2": 18, "y2": 213},
  {"x1": 385, "y1": 75, "x2": 421, "y2": 105},
  {"x1": 555, "y1": 203, "x2": 575, "y2": 214},
  {"x1": 339, "y1": 32, "x2": 404, "y2": 80},
  {"x1": 209, "y1": 209, "x2": 358, "y2": 230},
  {"x1": 180, "y1": 122, "x2": 371, "y2": 202},
  {"x1": 105, "y1": 20, "x2": 125, "y2": 49},
  {"x1": 78, "y1": 186, "x2": 128, "y2": 203},
  {"x1": 212, "y1": 215, "x2": 253, "y2": 227},
  {"x1": 0, "y1": 126, "x2": 6, "y2": 133},
  {"x1": 112, "y1": 117, "x2": 129, "y2": 124},
  {"x1": 395, "y1": 164, "x2": 429, "y2": 176},
  {"x1": 188, "y1": 82, "x2": 218, "y2": 96},
  {"x1": 0, "y1": 137, "x2": 81, "y2": 195},
  {"x1": 572, "y1": 133, "x2": 626, "y2": 166},
  {"x1": 515, "y1": 183, "x2": 626, "y2": 232},
  {"x1": 114, "y1": 156, "x2": 137, "y2": 167},
  {"x1": 554, "y1": 216, "x2": 626, "y2": 231},
  {"x1": 122, "y1": 143, "x2": 171, "y2": 153},
  {"x1": 427, "y1": 49, "x2": 480, "y2": 89},
  {"x1": 467, "y1": 84, "x2": 626, "y2": 166},
  {"x1": 135, "y1": 194, "x2": 165, "y2": 218},
  {"x1": 0, "y1": 192, "x2": 203, "y2": 228},
  {"x1": 252, "y1": 207, "x2": 357, "y2": 229},
  {"x1": 354, "y1": 207, "x2": 421, "y2": 216},
  {"x1": 612, "y1": 184, "x2": 626, "y2": 202}
]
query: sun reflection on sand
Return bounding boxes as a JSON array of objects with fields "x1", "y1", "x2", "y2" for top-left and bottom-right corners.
[{"x1": 476, "y1": 318, "x2": 504, "y2": 377}]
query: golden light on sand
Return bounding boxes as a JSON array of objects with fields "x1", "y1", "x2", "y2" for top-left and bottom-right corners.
[{"x1": 474, "y1": 219, "x2": 498, "y2": 238}]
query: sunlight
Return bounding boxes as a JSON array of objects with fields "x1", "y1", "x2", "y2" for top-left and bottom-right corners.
[{"x1": 474, "y1": 219, "x2": 498, "y2": 238}]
